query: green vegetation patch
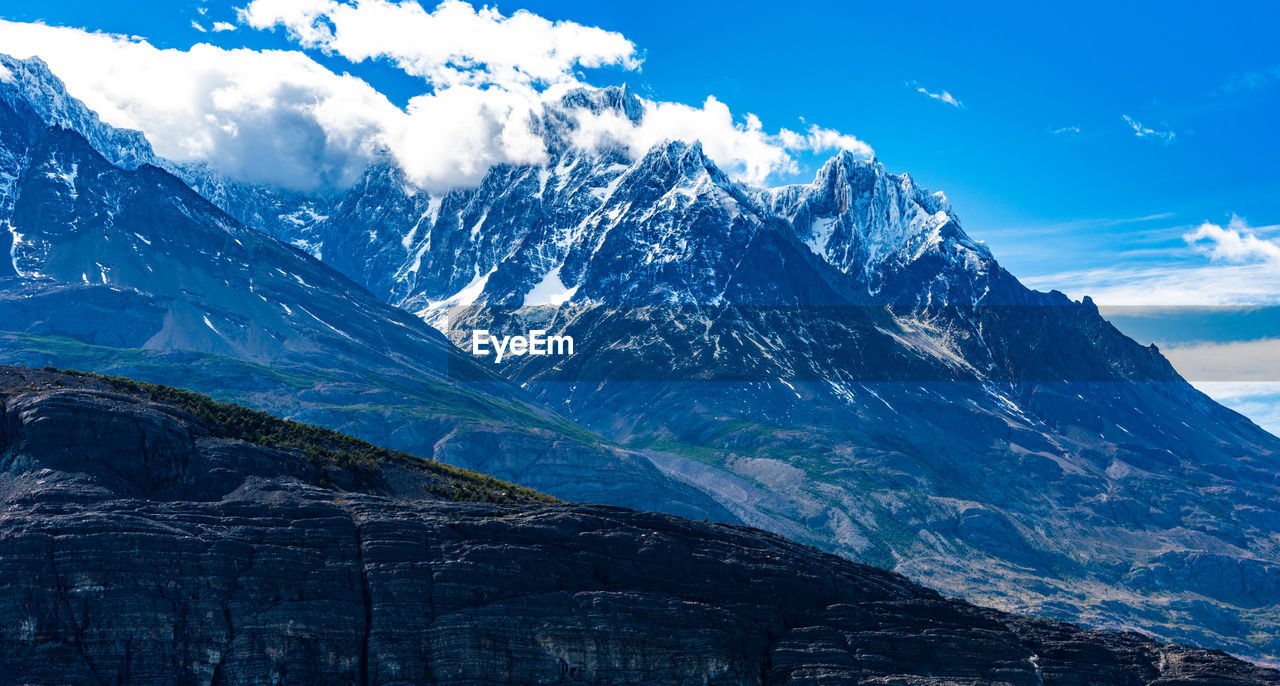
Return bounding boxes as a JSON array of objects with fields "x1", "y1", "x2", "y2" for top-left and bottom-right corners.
[{"x1": 44, "y1": 367, "x2": 558, "y2": 505}]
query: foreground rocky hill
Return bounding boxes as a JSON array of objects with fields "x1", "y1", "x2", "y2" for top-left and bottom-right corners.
[{"x1": 0, "y1": 365, "x2": 1274, "y2": 684}]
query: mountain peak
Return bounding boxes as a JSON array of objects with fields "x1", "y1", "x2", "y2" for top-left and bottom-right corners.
[
  {"x1": 827, "y1": 146, "x2": 878, "y2": 169},
  {"x1": 0, "y1": 53, "x2": 156, "y2": 170},
  {"x1": 633, "y1": 138, "x2": 730, "y2": 185},
  {"x1": 559, "y1": 84, "x2": 644, "y2": 123}
]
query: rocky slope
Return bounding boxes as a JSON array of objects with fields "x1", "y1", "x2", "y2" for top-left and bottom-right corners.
[
  {"x1": 1, "y1": 365, "x2": 1275, "y2": 685},
  {"x1": 191, "y1": 88, "x2": 1280, "y2": 660},
  {"x1": 4, "y1": 54, "x2": 1279, "y2": 663}
]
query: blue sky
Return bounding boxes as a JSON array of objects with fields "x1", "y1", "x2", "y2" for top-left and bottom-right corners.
[
  {"x1": 2, "y1": 0, "x2": 1280, "y2": 429},
  {"x1": 6, "y1": 0, "x2": 1278, "y2": 286}
]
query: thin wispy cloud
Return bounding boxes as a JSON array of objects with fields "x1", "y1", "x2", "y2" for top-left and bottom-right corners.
[
  {"x1": 1023, "y1": 262, "x2": 1280, "y2": 306},
  {"x1": 1162, "y1": 339, "x2": 1280, "y2": 382},
  {"x1": 1023, "y1": 217, "x2": 1280, "y2": 306},
  {"x1": 1051, "y1": 126, "x2": 1081, "y2": 135},
  {"x1": 190, "y1": 20, "x2": 207, "y2": 33},
  {"x1": 908, "y1": 81, "x2": 962, "y2": 108},
  {"x1": 1121, "y1": 114, "x2": 1175, "y2": 144},
  {"x1": 980, "y1": 212, "x2": 1176, "y2": 239},
  {"x1": 1220, "y1": 64, "x2": 1280, "y2": 93}
]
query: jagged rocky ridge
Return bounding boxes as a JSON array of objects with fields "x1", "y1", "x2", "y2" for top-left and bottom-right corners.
[
  {"x1": 0, "y1": 54, "x2": 730, "y2": 523},
  {"x1": 1, "y1": 365, "x2": 1276, "y2": 685},
  {"x1": 2, "y1": 54, "x2": 1278, "y2": 663}
]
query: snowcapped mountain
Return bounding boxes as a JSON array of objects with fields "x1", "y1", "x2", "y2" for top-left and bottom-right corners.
[
  {"x1": 158, "y1": 84, "x2": 1280, "y2": 662},
  {"x1": 5, "y1": 53, "x2": 1278, "y2": 664},
  {"x1": 0, "y1": 56, "x2": 154, "y2": 171},
  {"x1": 763, "y1": 150, "x2": 1000, "y2": 306},
  {"x1": 206, "y1": 86, "x2": 1025, "y2": 320},
  {"x1": 0, "y1": 53, "x2": 731, "y2": 522}
]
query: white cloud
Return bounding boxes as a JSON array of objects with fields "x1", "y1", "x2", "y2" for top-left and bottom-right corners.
[
  {"x1": 0, "y1": 1, "x2": 874, "y2": 192},
  {"x1": 1161, "y1": 339, "x2": 1280, "y2": 383},
  {"x1": 570, "y1": 99, "x2": 874, "y2": 186},
  {"x1": 909, "y1": 81, "x2": 962, "y2": 108},
  {"x1": 237, "y1": 0, "x2": 873, "y2": 186},
  {"x1": 782, "y1": 124, "x2": 876, "y2": 158},
  {"x1": 212, "y1": 21, "x2": 237, "y2": 32},
  {"x1": 393, "y1": 85, "x2": 550, "y2": 189},
  {"x1": 1122, "y1": 114, "x2": 1175, "y2": 144},
  {"x1": 0, "y1": 20, "x2": 400, "y2": 191},
  {"x1": 1024, "y1": 262, "x2": 1280, "y2": 307},
  {"x1": 568, "y1": 97, "x2": 791, "y2": 184},
  {"x1": 240, "y1": 0, "x2": 640, "y2": 90},
  {"x1": 1221, "y1": 64, "x2": 1280, "y2": 93},
  {"x1": 1184, "y1": 215, "x2": 1280, "y2": 264},
  {"x1": 1051, "y1": 126, "x2": 1081, "y2": 135},
  {"x1": 1022, "y1": 217, "x2": 1280, "y2": 307}
]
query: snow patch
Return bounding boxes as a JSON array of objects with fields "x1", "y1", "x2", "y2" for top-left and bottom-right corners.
[
  {"x1": 776, "y1": 377, "x2": 801, "y2": 398},
  {"x1": 416, "y1": 264, "x2": 498, "y2": 331},
  {"x1": 281, "y1": 205, "x2": 327, "y2": 228},
  {"x1": 805, "y1": 217, "x2": 836, "y2": 259},
  {"x1": 403, "y1": 196, "x2": 441, "y2": 249},
  {"x1": 469, "y1": 210, "x2": 489, "y2": 242},
  {"x1": 522, "y1": 264, "x2": 579, "y2": 307},
  {"x1": 47, "y1": 163, "x2": 79, "y2": 198},
  {"x1": 536, "y1": 166, "x2": 551, "y2": 198},
  {"x1": 289, "y1": 238, "x2": 322, "y2": 259},
  {"x1": 297, "y1": 305, "x2": 355, "y2": 341},
  {"x1": 7, "y1": 225, "x2": 26, "y2": 276}
]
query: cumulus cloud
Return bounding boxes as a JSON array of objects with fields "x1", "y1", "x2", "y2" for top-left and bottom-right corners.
[
  {"x1": 0, "y1": 1, "x2": 874, "y2": 192},
  {"x1": 0, "y1": 20, "x2": 400, "y2": 190},
  {"x1": 909, "y1": 81, "x2": 962, "y2": 108},
  {"x1": 1184, "y1": 215, "x2": 1280, "y2": 264},
  {"x1": 1122, "y1": 114, "x2": 1176, "y2": 144},
  {"x1": 240, "y1": 0, "x2": 640, "y2": 90},
  {"x1": 780, "y1": 124, "x2": 876, "y2": 158},
  {"x1": 211, "y1": 21, "x2": 237, "y2": 32},
  {"x1": 239, "y1": 0, "x2": 871, "y2": 185},
  {"x1": 570, "y1": 98, "x2": 874, "y2": 186}
]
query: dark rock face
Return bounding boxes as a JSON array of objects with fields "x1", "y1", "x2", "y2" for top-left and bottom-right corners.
[{"x1": 0, "y1": 367, "x2": 1275, "y2": 685}]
